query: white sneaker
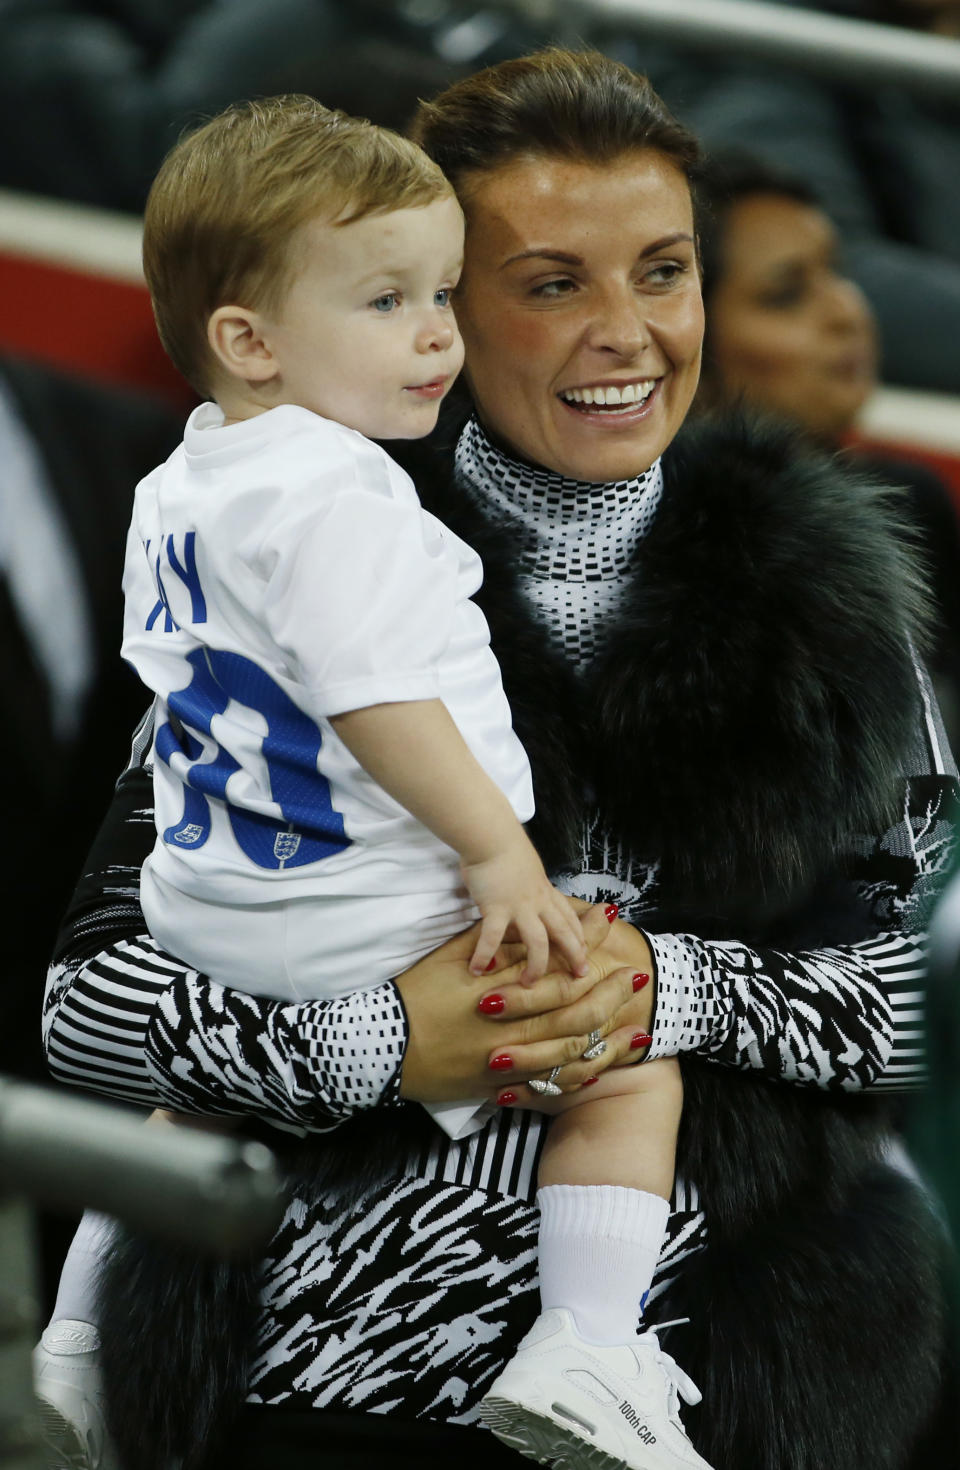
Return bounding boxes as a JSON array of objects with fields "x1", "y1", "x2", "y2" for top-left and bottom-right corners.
[
  {"x1": 479, "y1": 1309, "x2": 714, "y2": 1470},
  {"x1": 32, "y1": 1320, "x2": 119, "y2": 1470}
]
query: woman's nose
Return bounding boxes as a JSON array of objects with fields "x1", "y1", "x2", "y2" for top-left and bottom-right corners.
[
  {"x1": 585, "y1": 287, "x2": 649, "y2": 356},
  {"x1": 824, "y1": 274, "x2": 873, "y2": 335}
]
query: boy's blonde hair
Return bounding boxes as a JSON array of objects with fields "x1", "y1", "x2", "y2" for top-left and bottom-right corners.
[{"x1": 143, "y1": 95, "x2": 453, "y2": 396}]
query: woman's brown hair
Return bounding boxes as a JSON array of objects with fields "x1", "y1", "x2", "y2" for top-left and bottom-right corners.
[{"x1": 409, "y1": 47, "x2": 702, "y2": 203}]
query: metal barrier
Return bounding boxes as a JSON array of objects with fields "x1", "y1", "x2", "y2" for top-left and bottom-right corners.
[
  {"x1": 488, "y1": 0, "x2": 960, "y2": 93},
  {"x1": 0, "y1": 1079, "x2": 284, "y2": 1469}
]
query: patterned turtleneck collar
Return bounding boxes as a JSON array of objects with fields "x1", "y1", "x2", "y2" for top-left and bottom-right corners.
[{"x1": 454, "y1": 415, "x2": 664, "y2": 670}]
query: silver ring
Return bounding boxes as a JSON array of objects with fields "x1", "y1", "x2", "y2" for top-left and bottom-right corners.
[
  {"x1": 528, "y1": 1065, "x2": 563, "y2": 1097},
  {"x1": 581, "y1": 1028, "x2": 607, "y2": 1062}
]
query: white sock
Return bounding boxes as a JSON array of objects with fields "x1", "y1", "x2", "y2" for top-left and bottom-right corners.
[
  {"x1": 47, "y1": 1211, "x2": 115, "y2": 1329},
  {"x1": 537, "y1": 1184, "x2": 670, "y2": 1345}
]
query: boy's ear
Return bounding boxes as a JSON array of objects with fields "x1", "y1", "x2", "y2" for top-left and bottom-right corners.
[{"x1": 207, "y1": 306, "x2": 277, "y2": 383}]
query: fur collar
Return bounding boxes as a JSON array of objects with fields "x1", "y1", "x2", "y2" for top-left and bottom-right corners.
[{"x1": 410, "y1": 410, "x2": 929, "y2": 939}]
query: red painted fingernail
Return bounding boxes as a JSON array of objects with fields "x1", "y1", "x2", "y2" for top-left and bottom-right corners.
[
  {"x1": 582, "y1": 1076, "x2": 599, "y2": 1086},
  {"x1": 485, "y1": 957, "x2": 498, "y2": 972},
  {"x1": 604, "y1": 903, "x2": 619, "y2": 922},
  {"x1": 477, "y1": 993, "x2": 505, "y2": 1015},
  {"x1": 632, "y1": 972, "x2": 651, "y2": 991},
  {"x1": 630, "y1": 1032, "x2": 653, "y2": 1050},
  {"x1": 489, "y1": 1053, "x2": 514, "y2": 1071},
  {"x1": 497, "y1": 1091, "x2": 518, "y2": 1106}
]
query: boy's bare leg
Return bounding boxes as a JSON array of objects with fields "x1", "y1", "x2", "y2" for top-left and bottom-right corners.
[
  {"x1": 535, "y1": 1058, "x2": 682, "y2": 1346},
  {"x1": 539, "y1": 1057, "x2": 682, "y2": 1195}
]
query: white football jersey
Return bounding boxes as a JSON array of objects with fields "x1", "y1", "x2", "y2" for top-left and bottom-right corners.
[{"x1": 122, "y1": 403, "x2": 534, "y2": 1000}]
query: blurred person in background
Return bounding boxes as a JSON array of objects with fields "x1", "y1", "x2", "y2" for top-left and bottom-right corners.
[
  {"x1": 0, "y1": 351, "x2": 181, "y2": 1084},
  {"x1": 0, "y1": 352, "x2": 181, "y2": 1322},
  {"x1": 695, "y1": 154, "x2": 960, "y2": 751},
  {"x1": 608, "y1": 0, "x2": 960, "y2": 395}
]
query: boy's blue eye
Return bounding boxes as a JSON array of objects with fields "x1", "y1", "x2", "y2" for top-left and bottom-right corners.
[
  {"x1": 434, "y1": 288, "x2": 451, "y2": 307},
  {"x1": 372, "y1": 294, "x2": 398, "y2": 313}
]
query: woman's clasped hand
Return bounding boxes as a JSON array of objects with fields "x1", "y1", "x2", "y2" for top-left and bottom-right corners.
[{"x1": 397, "y1": 902, "x2": 655, "y2": 1105}]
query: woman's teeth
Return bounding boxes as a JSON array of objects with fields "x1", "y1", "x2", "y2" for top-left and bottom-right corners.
[{"x1": 560, "y1": 379, "x2": 656, "y2": 409}]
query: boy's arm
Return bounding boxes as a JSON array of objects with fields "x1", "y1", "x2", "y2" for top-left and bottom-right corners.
[
  {"x1": 330, "y1": 699, "x2": 586, "y2": 979},
  {"x1": 330, "y1": 698, "x2": 520, "y2": 866}
]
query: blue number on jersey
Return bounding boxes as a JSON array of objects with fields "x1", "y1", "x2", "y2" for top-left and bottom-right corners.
[{"x1": 155, "y1": 647, "x2": 349, "y2": 869}]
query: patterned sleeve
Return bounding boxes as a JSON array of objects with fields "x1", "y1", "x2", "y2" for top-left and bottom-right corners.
[
  {"x1": 43, "y1": 714, "x2": 408, "y2": 1129},
  {"x1": 647, "y1": 664, "x2": 957, "y2": 1093}
]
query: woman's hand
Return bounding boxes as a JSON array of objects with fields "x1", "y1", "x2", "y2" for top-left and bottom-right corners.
[
  {"x1": 482, "y1": 916, "x2": 657, "y2": 1107},
  {"x1": 397, "y1": 905, "x2": 655, "y2": 1105}
]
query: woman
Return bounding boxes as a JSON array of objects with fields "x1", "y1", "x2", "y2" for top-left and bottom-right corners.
[
  {"x1": 42, "y1": 49, "x2": 956, "y2": 1470},
  {"x1": 695, "y1": 153, "x2": 960, "y2": 746}
]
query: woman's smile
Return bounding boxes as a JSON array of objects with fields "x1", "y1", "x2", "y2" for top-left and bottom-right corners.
[
  {"x1": 558, "y1": 376, "x2": 661, "y2": 422},
  {"x1": 454, "y1": 151, "x2": 704, "y2": 482}
]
